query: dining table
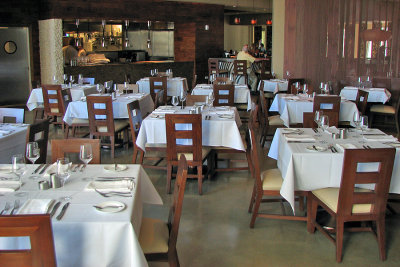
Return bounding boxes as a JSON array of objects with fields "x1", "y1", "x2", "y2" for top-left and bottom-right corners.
[
  {"x1": 268, "y1": 127, "x2": 400, "y2": 212},
  {"x1": 257, "y1": 79, "x2": 288, "y2": 94},
  {"x1": 269, "y1": 93, "x2": 359, "y2": 127},
  {"x1": 0, "y1": 123, "x2": 29, "y2": 163},
  {"x1": 63, "y1": 93, "x2": 154, "y2": 125},
  {"x1": 191, "y1": 84, "x2": 252, "y2": 110},
  {"x1": 136, "y1": 105, "x2": 244, "y2": 151},
  {"x1": 26, "y1": 84, "x2": 97, "y2": 111},
  {"x1": 136, "y1": 77, "x2": 188, "y2": 97},
  {"x1": 339, "y1": 86, "x2": 391, "y2": 103},
  {"x1": 0, "y1": 164, "x2": 162, "y2": 267}
]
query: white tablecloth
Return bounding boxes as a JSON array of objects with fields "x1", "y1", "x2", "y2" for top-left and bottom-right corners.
[
  {"x1": 26, "y1": 85, "x2": 97, "y2": 111},
  {"x1": 63, "y1": 93, "x2": 154, "y2": 125},
  {"x1": 268, "y1": 128, "x2": 400, "y2": 212},
  {"x1": 0, "y1": 123, "x2": 28, "y2": 163},
  {"x1": 340, "y1": 86, "x2": 391, "y2": 103},
  {"x1": 269, "y1": 94, "x2": 358, "y2": 127},
  {"x1": 191, "y1": 84, "x2": 252, "y2": 110},
  {"x1": 136, "y1": 106, "x2": 244, "y2": 151},
  {"x1": 258, "y1": 79, "x2": 288, "y2": 94},
  {"x1": 136, "y1": 77, "x2": 188, "y2": 97},
  {"x1": 0, "y1": 164, "x2": 162, "y2": 267}
]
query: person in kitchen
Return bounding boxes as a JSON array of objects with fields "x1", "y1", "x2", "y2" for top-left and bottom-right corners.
[{"x1": 62, "y1": 39, "x2": 78, "y2": 65}]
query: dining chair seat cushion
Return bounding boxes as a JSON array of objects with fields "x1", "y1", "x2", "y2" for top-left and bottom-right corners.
[
  {"x1": 312, "y1": 187, "x2": 372, "y2": 213},
  {"x1": 50, "y1": 108, "x2": 60, "y2": 113},
  {"x1": 261, "y1": 168, "x2": 283, "y2": 190},
  {"x1": 70, "y1": 118, "x2": 89, "y2": 124},
  {"x1": 268, "y1": 115, "x2": 284, "y2": 126},
  {"x1": 235, "y1": 104, "x2": 249, "y2": 110},
  {"x1": 179, "y1": 148, "x2": 211, "y2": 161},
  {"x1": 370, "y1": 104, "x2": 395, "y2": 114},
  {"x1": 139, "y1": 217, "x2": 169, "y2": 254},
  {"x1": 145, "y1": 143, "x2": 167, "y2": 148},
  {"x1": 264, "y1": 92, "x2": 274, "y2": 99},
  {"x1": 97, "y1": 120, "x2": 129, "y2": 133}
]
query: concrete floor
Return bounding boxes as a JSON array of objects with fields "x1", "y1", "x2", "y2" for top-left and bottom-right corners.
[{"x1": 44, "y1": 117, "x2": 400, "y2": 267}]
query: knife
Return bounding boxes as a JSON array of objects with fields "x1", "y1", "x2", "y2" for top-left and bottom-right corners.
[
  {"x1": 33, "y1": 163, "x2": 45, "y2": 174},
  {"x1": 39, "y1": 164, "x2": 50, "y2": 174},
  {"x1": 56, "y1": 202, "x2": 70, "y2": 221},
  {"x1": 50, "y1": 201, "x2": 61, "y2": 218}
]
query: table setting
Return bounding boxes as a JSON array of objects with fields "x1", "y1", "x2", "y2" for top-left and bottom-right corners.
[
  {"x1": 340, "y1": 86, "x2": 391, "y2": 103},
  {"x1": 136, "y1": 76, "x2": 188, "y2": 97}
]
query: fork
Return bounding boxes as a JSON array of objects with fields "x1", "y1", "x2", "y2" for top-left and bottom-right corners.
[
  {"x1": 95, "y1": 189, "x2": 132, "y2": 198},
  {"x1": 0, "y1": 202, "x2": 10, "y2": 215},
  {"x1": 10, "y1": 199, "x2": 20, "y2": 215}
]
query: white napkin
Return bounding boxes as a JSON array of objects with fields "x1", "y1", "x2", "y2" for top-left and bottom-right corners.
[
  {"x1": 324, "y1": 126, "x2": 339, "y2": 134},
  {"x1": 363, "y1": 135, "x2": 398, "y2": 142},
  {"x1": 153, "y1": 109, "x2": 176, "y2": 114},
  {"x1": 17, "y1": 199, "x2": 55, "y2": 214},
  {"x1": 285, "y1": 134, "x2": 316, "y2": 142},
  {"x1": 336, "y1": 143, "x2": 358, "y2": 152},
  {"x1": 85, "y1": 180, "x2": 134, "y2": 192},
  {"x1": 43, "y1": 163, "x2": 57, "y2": 177},
  {"x1": 0, "y1": 181, "x2": 20, "y2": 192}
]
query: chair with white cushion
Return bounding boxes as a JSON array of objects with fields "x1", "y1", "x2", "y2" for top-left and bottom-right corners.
[{"x1": 369, "y1": 97, "x2": 400, "y2": 138}]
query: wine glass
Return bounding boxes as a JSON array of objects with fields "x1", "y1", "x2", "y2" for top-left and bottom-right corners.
[
  {"x1": 104, "y1": 81, "x2": 111, "y2": 94},
  {"x1": 57, "y1": 158, "x2": 71, "y2": 187},
  {"x1": 353, "y1": 111, "x2": 361, "y2": 130},
  {"x1": 78, "y1": 74, "x2": 83, "y2": 84},
  {"x1": 79, "y1": 144, "x2": 93, "y2": 169},
  {"x1": 154, "y1": 69, "x2": 158, "y2": 76},
  {"x1": 319, "y1": 82, "x2": 324, "y2": 94},
  {"x1": 11, "y1": 154, "x2": 26, "y2": 192},
  {"x1": 180, "y1": 90, "x2": 187, "y2": 109},
  {"x1": 303, "y1": 84, "x2": 308, "y2": 95},
  {"x1": 320, "y1": 115, "x2": 329, "y2": 132},
  {"x1": 52, "y1": 75, "x2": 58, "y2": 84},
  {"x1": 150, "y1": 69, "x2": 155, "y2": 77},
  {"x1": 96, "y1": 84, "x2": 102, "y2": 94},
  {"x1": 314, "y1": 110, "x2": 323, "y2": 134},
  {"x1": 26, "y1": 142, "x2": 40, "y2": 179},
  {"x1": 63, "y1": 74, "x2": 68, "y2": 85},
  {"x1": 69, "y1": 75, "x2": 75, "y2": 85},
  {"x1": 359, "y1": 115, "x2": 369, "y2": 142},
  {"x1": 207, "y1": 92, "x2": 214, "y2": 108},
  {"x1": 171, "y1": 96, "x2": 179, "y2": 107},
  {"x1": 124, "y1": 82, "x2": 129, "y2": 94}
]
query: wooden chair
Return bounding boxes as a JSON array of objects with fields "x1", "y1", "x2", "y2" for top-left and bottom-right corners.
[
  {"x1": 307, "y1": 148, "x2": 396, "y2": 262},
  {"x1": 82, "y1": 77, "x2": 95, "y2": 85},
  {"x1": 213, "y1": 84, "x2": 234, "y2": 106},
  {"x1": 51, "y1": 138, "x2": 100, "y2": 164},
  {"x1": 165, "y1": 114, "x2": 211, "y2": 195},
  {"x1": 213, "y1": 77, "x2": 232, "y2": 85},
  {"x1": 42, "y1": 84, "x2": 67, "y2": 131},
  {"x1": 313, "y1": 95, "x2": 341, "y2": 127},
  {"x1": 86, "y1": 96, "x2": 129, "y2": 158},
  {"x1": 208, "y1": 58, "x2": 220, "y2": 83},
  {"x1": 185, "y1": 95, "x2": 207, "y2": 106},
  {"x1": 233, "y1": 60, "x2": 248, "y2": 85},
  {"x1": 0, "y1": 214, "x2": 56, "y2": 267},
  {"x1": 117, "y1": 84, "x2": 139, "y2": 94},
  {"x1": 259, "y1": 59, "x2": 273, "y2": 80},
  {"x1": 288, "y1": 78, "x2": 305, "y2": 94},
  {"x1": 0, "y1": 108, "x2": 24, "y2": 123},
  {"x1": 247, "y1": 118, "x2": 307, "y2": 228},
  {"x1": 139, "y1": 155, "x2": 188, "y2": 266},
  {"x1": 150, "y1": 76, "x2": 168, "y2": 106},
  {"x1": 62, "y1": 88, "x2": 89, "y2": 139},
  {"x1": 26, "y1": 119, "x2": 50, "y2": 164},
  {"x1": 259, "y1": 89, "x2": 285, "y2": 147},
  {"x1": 127, "y1": 101, "x2": 166, "y2": 169},
  {"x1": 355, "y1": 89, "x2": 369, "y2": 115},
  {"x1": 369, "y1": 96, "x2": 400, "y2": 138},
  {"x1": 303, "y1": 112, "x2": 317, "y2": 128}
]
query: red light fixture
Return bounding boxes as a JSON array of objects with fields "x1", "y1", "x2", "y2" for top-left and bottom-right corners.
[
  {"x1": 266, "y1": 20, "x2": 272, "y2": 25},
  {"x1": 251, "y1": 18, "x2": 257, "y2": 25},
  {"x1": 234, "y1": 17, "x2": 240, "y2": 24}
]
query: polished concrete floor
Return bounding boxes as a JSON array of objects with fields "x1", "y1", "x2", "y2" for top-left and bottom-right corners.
[{"x1": 45, "y1": 119, "x2": 400, "y2": 267}]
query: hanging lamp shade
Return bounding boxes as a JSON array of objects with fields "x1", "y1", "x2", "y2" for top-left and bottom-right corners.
[
  {"x1": 234, "y1": 17, "x2": 240, "y2": 24},
  {"x1": 251, "y1": 18, "x2": 257, "y2": 25},
  {"x1": 360, "y1": 29, "x2": 392, "y2": 42}
]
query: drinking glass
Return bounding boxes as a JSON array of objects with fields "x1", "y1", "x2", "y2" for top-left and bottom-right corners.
[
  {"x1": 180, "y1": 90, "x2": 187, "y2": 109},
  {"x1": 154, "y1": 69, "x2": 158, "y2": 76},
  {"x1": 26, "y1": 142, "x2": 40, "y2": 179},
  {"x1": 353, "y1": 111, "x2": 361, "y2": 130},
  {"x1": 359, "y1": 115, "x2": 368, "y2": 142},
  {"x1": 171, "y1": 96, "x2": 179, "y2": 107},
  {"x1": 79, "y1": 144, "x2": 93, "y2": 168},
  {"x1": 104, "y1": 81, "x2": 111, "y2": 94},
  {"x1": 303, "y1": 84, "x2": 308, "y2": 95},
  {"x1": 206, "y1": 92, "x2": 214, "y2": 108},
  {"x1": 286, "y1": 71, "x2": 291, "y2": 80},
  {"x1": 69, "y1": 75, "x2": 75, "y2": 84},
  {"x1": 63, "y1": 74, "x2": 68, "y2": 85},
  {"x1": 314, "y1": 110, "x2": 323, "y2": 134},
  {"x1": 11, "y1": 154, "x2": 26, "y2": 191},
  {"x1": 150, "y1": 69, "x2": 155, "y2": 77},
  {"x1": 320, "y1": 115, "x2": 329, "y2": 132},
  {"x1": 57, "y1": 158, "x2": 71, "y2": 187},
  {"x1": 78, "y1": 74, "x2": 83, "y2": 84},
  {"x1": 124, "y1": 82, "x2": 129, "y2": 94},
  {"x1": 96, "y1": 84, "x2": 102, "y2": 94}
]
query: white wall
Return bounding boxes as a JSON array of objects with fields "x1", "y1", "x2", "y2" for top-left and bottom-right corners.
[
  {"x1": 224, "y1": 16, "x2": 252, "y2": 52},
  {"x1": 272, "y1": 0, "x2": 285, "y2": 79}
]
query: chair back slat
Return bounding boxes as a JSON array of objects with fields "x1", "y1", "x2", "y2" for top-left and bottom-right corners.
[
  {"x1": 86, "y1": 96, "x2": 115, "y2": 137},
  {"x1": 149, "y1": 76, "x2": 167, "y2": 105},
  {"x1": 233, "y1": 60, "x2": 248, "y2": 85},
  {"x1": 213, "y1": 84, "x2": 234, "y2": 106},
  {"x1": 26, "y1": 119, "x2": 50, "y2": 164},
  {"x1": 42, "y1": 85, "x2": 66, "y2": 116}
]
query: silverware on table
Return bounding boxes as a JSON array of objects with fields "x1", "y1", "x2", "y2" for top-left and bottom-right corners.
[
  {"x1": 10, "y1": 199, "x2": 20, "y2": 215},
  {"x1": 312, "y1": 145, "x2": 318, "y2": 151},
  {"x1": 95, "y1": 189, "x2": 132, "y2": 198},
  {"x1": 288, "y1": 141, "x2": 315, "y2": 143},
  {"x1": 33, "y1": 163, "x2": 45, "y2": 174},
  {"x1": 96, "y1": 177, "x2": 135, "y2": 181},
  {"x1": 0, "y1": 202, "x2": 10, "y2": 215},
  {"x1": 93, "y1": 205, "x2": 124, "y2": 210},
  {"x1": 56, "y1": 202, "x2": 70, "y2": 221},
  {"x1": 49, "y1": 201, "x2": 61, "y2": 218},
  {"x1": 39, "y1": 164, "x2": 51, "y2": 174}
]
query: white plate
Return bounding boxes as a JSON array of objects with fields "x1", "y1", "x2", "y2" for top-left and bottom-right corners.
[
  {"x1": 306, "y1": 145, "x2": 328, "y2": 152},
  {"x1": 94, "y1": 201, "x2": 125, "y2": 213},
  {"x1": 103, "y1": 164, "x2": 128, "y2": 172}
]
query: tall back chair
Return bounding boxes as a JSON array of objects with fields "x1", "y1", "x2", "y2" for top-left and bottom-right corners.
[
  {"x1": 149, "y1": 76, "x2": 168, "y2": 106},
  {"x1": 51, "y1": 138, "x2": 101, "y2": 164},
  {"x1": 213, "y1": 84, "x2": 234, "y2": 106},
  {"x1": 185, "y1": 95, "x2": 207, "y2": 106},
  {"x1": 307, "y1": 148, "x2": 396, "y2": 262},
  {"x1": 0, "y1": 108, "x2": 24, "y2": 123},
  {"x1": 165, "y1": 114, "x2": 211, "y2": 195},
  {"x1": 213, "y1": 77, "x2": 232, "y2": 85},
  {"x1": 355, "y1": 89, "x2": 369, "y2": 115},
  {"x1": 42, "y1": 84, "x2": 67, "y2": 131},
  {"x1": 117, "y1": 84, "x2": 139, "y2": 94},
  {"x1": 259, "y1": 59, "x2": 273, "y2": 80},
  {"x1": 288, "y1": 78, "x2": 305, "y2": 94},
  {"x1": 86, "y1": 96, "x2": 129, "y2": 158},
  {"x1": 26, "y1": 119, "x2": 50, "y2": 164},
  {"x1": 302, "y1": 112, "x2": 317, "y2": 128},
  {"x1": 0, "y1": 214, "x2": 56, "y2": 267},
  {"x1": 313, "y1": 95, "x2": 341, "y2": 127},
  {"x1": 233, "y1": 60, "x2": 248, "y2": 85},
  {"x1": 139, "y1": 155, "x2": 188, "y2": 266},
  {"x1": 62, "y1": 88, "x2": 90, "y2": 139},
  {"x1": 208, "y1": 58, "x2": 220, "y2": 83}
]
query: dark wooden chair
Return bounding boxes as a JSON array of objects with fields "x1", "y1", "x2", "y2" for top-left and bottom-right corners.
[
  {"x1": 42, "y1": 84, "x2": 67, "y2": 131},
  {"x1": 26, "y1": 119, "x2": 50, "y2": 164},
  {"x1": 86, "y1": 96, "x2": 129, "y2": 158},
  {"x1": 213, "y1": 77, "x2": 232, "y2": 85},
  {"x1": 355, "y1": 89, "x2": 369, "y2": 115},
  {"x1": 303, "y1": 112, "x2": 317, "y2": 128},
  {"x1": 369, "y1": 95, "x2": 400, "y2": 138},
  {"x1": 51, "y1": 138, "x2": 100, "y2": 164},
  {"x1": 307, "y1": 148, "x2": 396, "y2": 262},
  {"x1": 213, "y1": 84, "x2": 234, "y2": 106},
  {"x1": 288, "y1": 78, "x2": 305, "y2": 94},
  {"x1": 185, "y1": 95, "x2": 207, "y2": 106},
  {"x1": 165, "y1": 114, "x2": 211, "y2": 195},
  {"x1": 208, "y1": 58, "x2": 220, "y2": 83},
  {"x1": 62, "y1": 88, "x2": 89, "y2": 139},
  {"x1": 313, "y1": 95, "x2": 341, "y2": 127},
  {"x1": 127, "y1": 101, "x2": 166, "y2": 170},
  {"x1": 139, "y1": 155, "x2": 188, "y2": 267},
  {"x1": 247, "y1": 118, "x2": 306, "y2": 228},
  {"x1": 233, "y1": 60, "x2": 248, "y2": 85},
  {"x1": 259, "y1": 59, "x2": 273, "y2": 80},
  {"x1": 0, "y1": 214, "x2": 57, "y2": 267},
  {"x1": 117, "y1": 84, "x2": 139, "y2": 94},
  {"x1": 150, "y1": 76, "x2": 168, "y2": 106}
]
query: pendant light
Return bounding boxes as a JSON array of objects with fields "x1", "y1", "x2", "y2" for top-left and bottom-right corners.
[
  {"x1": 251, "y1": 0, "x2": 257, "y2": 25},
  {"x1": 75, "y1": 19, "x2": 81, "y2": 46},
  {"x1": 101, "y1": 20, "x2": 106, "y2": 48},
  {"x1": 234, "y1": 0, "x2": 240, "y2": 24},
  {"x1": 147, "y1": 21, "x2": 151, "y2": 49},
  {"x1": 124, "y1": 20, "x2": 130, "y2": 48}
]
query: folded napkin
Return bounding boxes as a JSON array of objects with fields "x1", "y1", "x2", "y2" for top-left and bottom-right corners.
[
  {"x1": 336, "y1": 143, "x2": 358, "y2": 152},
  {"x1": 153, "y1": 109, "x2": 176, "y2": 114},
  {"x1": 43, "y1": 163, "x2": 57, "y2": 177},
  {"x1": 17, "y1": 199, "x2": 55, "y2": 214},
  {"x1": 285, "y1": 134, "x2": 316, "y2": 142},
  {"x1": 85, "y1": 180, "x2": 134, "y2": 192},
  {"x1": 0, "y1": 181, "x2": 21, "y2": 192},
  {"x1": 282, "y1": 128, "x2": 303, "y2": 134},
  {"x1": 324, "y1": 126, "x2": 339, "y2": 134},
  {"x1": 363, "y1": 135, "x2": 398, "y2": 142}
]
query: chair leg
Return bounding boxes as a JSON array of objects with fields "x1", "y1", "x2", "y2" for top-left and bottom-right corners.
[
  {"x1": 376, "y1": 216, "x2": 387, "y2": 261},
  {"x1": 132, "y1": 146, "x2": 139, "y2": 164},
  {"x1": 167, "y1": 164, "x2": 172, "y2": 194},
  {"x1": 248, "y1": 183, "x2": 256, "y2": 213},
  {"x1": 336, "y1": 219, "x2": 344, "y2": 263},
  {"x1": 168, "y1": 248, "x2": 180, "y2": 267},
  {"x1": 298, "y1": 196, "x2": 305, "y2": 211},
  {"x1": 246, "y1": 150, "x2": 254, "y2": 179},
  {"x1": 197, "y1": 165, "x2": 203, "y2": 195},
  {"x1": 110, "y1": 136, "x2": 115, "y2": 159},
  {"x1": 250, "y1": 194, "x2": 262, "y2": 228},
  {"x1": 307, "y1": 196, "x2": 318, "y2": 233},
  {"x1": 64, "y1": 125, "x2": 70, "y2": 139}
]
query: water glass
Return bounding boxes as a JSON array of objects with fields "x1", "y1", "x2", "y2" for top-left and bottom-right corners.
[
  {"x1": 359, "y1": 115, "x2": 368, "y2": 142},
  {"x1": 69, "y1": 75, "x2": 75, "y2": 84},
  {"x1": 320, "y1": 115, "x2": 329, "y2": 132},
  {"x1": 79, "y1": 144, "x2": 93, "y2": 167},
  {"x1": 11, "y1": 154, "x2": 26, "y2": 191},
  {"x1": 57, "y1": 158, "x2": 71, "y2": 187},
  {"x1": 26, "y1": 142, "x2": 40, "y2": 179},
  {"x1": 63, "y1": 74, "x2": 68, "y2": 85},
  {"x1": 314, "y1": 110, "x2": 323, "y2": 131},
  {"x1": 96, "y1": 84, "x2": 102, "y2": 94},
  {"x1": 171, "y1": 96, "x2": 179, "y2": 107}
]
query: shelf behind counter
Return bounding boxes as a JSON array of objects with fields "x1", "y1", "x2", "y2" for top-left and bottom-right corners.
[{"x1": 64, "y1": 61, "x2": 194, "y2": 86}]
